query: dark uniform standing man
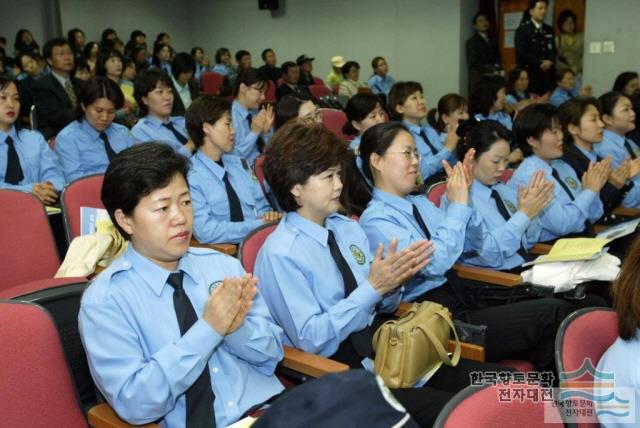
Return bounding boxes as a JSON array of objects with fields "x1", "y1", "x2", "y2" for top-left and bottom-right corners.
[
  {"x1": 515, "y1": 0, "x2": 557, "y2": 96},
  {"x1": 466, "y1": 12, "x2": 502, "y2": 95}
]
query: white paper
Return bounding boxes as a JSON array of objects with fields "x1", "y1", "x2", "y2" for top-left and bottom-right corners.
[
  {"x1": 504, "y1": 30, "x2": 515, "y2": 49},
  {"x1": 596, "y1": 218, "x2": 640, "y2": 241},
  {"x1": 504, "y1": 12, "x2": 522, "y2": 31}
]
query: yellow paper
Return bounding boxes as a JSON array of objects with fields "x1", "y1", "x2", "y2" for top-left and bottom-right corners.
[
  {"x1": 535, "y1": 238, "x2": 609, "y2": 263},
  {"x1": 45, "y1": 205, "x2": 61, "y2": 215}
]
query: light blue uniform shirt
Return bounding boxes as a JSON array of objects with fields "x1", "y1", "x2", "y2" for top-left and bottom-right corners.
[
  {"x1": 349, "y1": 134, "x2": 361, "y2": 152},
  {"x1": 0, "y1": 126, "x2": 65, "y2": 191},
  {"x1": 595, "y1": 330, "x2": 640, "y2": 428},
  {"x1": 509, "y1": 155, "x2": 603, "y2": 241},
  {"x1": 549, "y1": 87, "x2": 572, "y2": 107},
  {"x1": 594, "y1": 130, "x2": 640, "y2": 167},
  {"x1": 359, "y1": 188, "x2": 472, "y2": 301},
  {"x1": 577, "y1": 143, "x2": 640, "y2": 208},
  {"x1": 403, "y1": 120, "x2": 456, "y2": 182},
  {"x1": 366, "y1": 74, "x2": 395, "y2": 96},
  {"x1": 212, "y1": 63, "x2": 236, "y2": 80},
  {"x1": 505, "y1": 92, "x2": 528, "y2": 107},
  {"x1": 55, "y1": 120, "x2": 134, "y2": 182},
  {"x1": 79, "y1": 245, "x2": 284, "y2": 428},
  {"x1": 594, "y1": 131, "x2": 640, "y2": 207},
  {"x1": 188, "y1": 151, "x2": 271, "y2": 244},
  {"x1": 131, "y1": 115, "x2": 192, "y2": 158},
  {"x1": 447, "y1": 180, "x2": 542, "y2": 270},
  {"x1": 231, "y1": 100, "x2": 273, "y2": 165},
  {"x1": 474, "y1": 111, "x2": 513, "y2": 130},
  {"x1": 254, "y1": 212, "x2": 400, "y2": 358}
]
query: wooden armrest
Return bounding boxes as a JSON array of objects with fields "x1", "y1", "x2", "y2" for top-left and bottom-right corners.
[
  {"x1": 395, "y1": 304, "x2": 486, "y2": 361},
  {"x1": 453, "y1": 264, "x2": 522, "y2": 287},
  {"x1": 593, "y1": 224, "x2": 608, "y2": 233},
  {"x1": 190, "y1": 237, "x2": 237, "y2": 256},
  {"x1": 529, "y1": 243, "x2": 552, "y2": 255},
  {"x1": 612, "y1": 207, "x2": 640, "y2": 217},
  {"x1": 394, "y1": 302, "x2": 412, "y2": 317},
  {"x1": 450, "y1": 340, "x2": 485, "y2": 362},
  {"x1": 282, "y1": 345, "x2": 349, "y2": 378},
  {"x1": 88, "y1": 403, "x2": 159, "y2": 428}
]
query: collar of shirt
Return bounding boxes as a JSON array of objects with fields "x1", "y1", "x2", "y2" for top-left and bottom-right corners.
[
  {"x1": 232, "y1": 99, "x2": 255, "y2": 120},
  {"x1": 575, "y1": 144, "x2": 597, "y2": 162},
  {"x1": 471, "y1": 179, "x2": 493, "y2": 202},
  {"x1": 144, "y1": 114, "x2": 176, "y2": 129},
  {"x1": 402, "y1": 120, "x2": 422, "y2": 135},
  {"x1": 194, "y1": 150, "x2": 226, "y2": 180},
  {"x1": 284, "y1": 211, "x2": 330, "y2": 247},
  {"x1": 0, "y1": 125, "x2": 19, "y2": 143},
  {"x1": 126, "y1": 245, "x2": 198, "y2": 296},
  {"x1": 371, "y1": 187, "x2": 413, "y2": 215},
  {"x1": 478, "y1": 31, "x2": 489, "y2": 41},
  {"x1": 603, "y1": 129, "x2": 625, "y2": 146},
  {"x1": 51, "y1": 70, "x2": 71, "y2": 88},
  {"x1": 79, "y1": 119, "x2": 103, "y2": 140},
  {"x1": 525, "y1": 154, "x2": 553, "y2": 173},
  {"x1": 170, "y1": 74, "x2": 188, "y2": 91},
  {"x1": 531, "y1": 18, "x2": 542, "y2": 30}
]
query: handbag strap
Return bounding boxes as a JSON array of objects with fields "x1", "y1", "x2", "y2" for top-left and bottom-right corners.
[{"x1": 417, "y1": 309, "x2": 461, "y2": 366}]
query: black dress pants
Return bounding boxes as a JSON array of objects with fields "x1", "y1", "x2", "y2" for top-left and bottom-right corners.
[{"x1": 413, "y1": 281, "x2": 571, "y2": 370}]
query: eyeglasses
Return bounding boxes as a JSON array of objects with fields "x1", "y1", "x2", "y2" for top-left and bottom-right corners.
[{"x1": 386, "y1": 149, "x2": 421, "y2": 161}]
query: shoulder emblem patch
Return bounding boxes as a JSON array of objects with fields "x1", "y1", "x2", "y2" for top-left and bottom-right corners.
[{"x1": 350, "y1": 244, "x2": 366, "y2": 265}]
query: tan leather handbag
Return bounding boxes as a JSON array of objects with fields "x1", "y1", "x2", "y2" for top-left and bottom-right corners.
[{"x1": 372, "y1": 301, "x2": 461, "y2": 388}]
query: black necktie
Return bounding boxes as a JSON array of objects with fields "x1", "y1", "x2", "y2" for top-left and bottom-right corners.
[
  {"x1": 247, "y1": 114, "x2": 265, "y2": 153},
  {"x1": 551, "y1": 168, "x2": 595, "y2": 237},
  {"x1": 419, "y1": 129, "x2": 438, "y2": 155},
  {"x1": 166, "y1": 272, "x2": 216, "y2": 428},
  {"x1": 4, "y1": 136, "x2": 24, "y2": 185},
  {"x1": 411, "y1": 204, "x2": 431, "y2": 239},
  {"x1": 217, "y1": 160, "x2": 244, "y2": 222},
  {"x1": 163, "y1": 121, "x2": 188, "y2": 145},
  {"x1": 326, "y1": 230, "x2": 375, "y2": 359},
  {"x1": 624, "y1": 139, "x2": 638, "y2": 160},
  {"x1": 99, "y1": 132, "x2": 116, "y2": 162},
  {"x1": 490, "y1": 189, "x2": 530, "y2": 260}
]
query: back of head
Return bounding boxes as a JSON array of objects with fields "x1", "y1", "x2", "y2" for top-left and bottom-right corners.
[
  {"x1": 512, "y1": 103, "x2": 558, "y2": 156},
  {"x1": 171, "y1": 52, "x2": 195, "y2": 79},
  {"x1": 264, "y1": 121, "x2": 348, "y2": 212},
  {"x1": 102, "y1": 142, "x2": 190, "y2": 240},
  {"x1": 470, "y1": 74, "x2": 506, "y2": 117},
  {"x1": 612, "y1": 234, "x2": 640, "y2": 340}
]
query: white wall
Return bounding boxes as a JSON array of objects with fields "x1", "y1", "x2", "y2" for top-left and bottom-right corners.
[
  {"x1": 190, "y1": 0, "x2": 465, "y2": 102},
  {"x1": 59, "y1": 0, "x2": 193, "y2": 52},
  {"x1": 0, "y1": 0, "x2": 54, "y2": 55},
  {"x1": 583, "y1": 0, "x2": 640, "y2": 96}
]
